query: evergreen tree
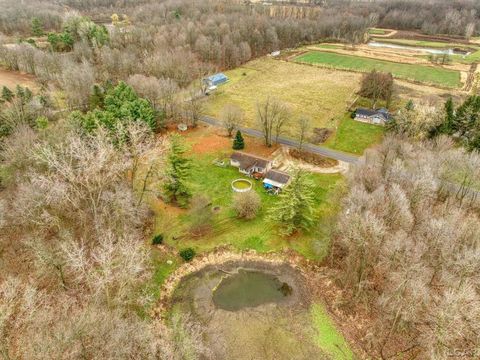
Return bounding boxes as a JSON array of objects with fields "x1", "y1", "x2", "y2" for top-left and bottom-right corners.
[
  {"x1": 163, "y1": 134, "x2": 192, "y2": 207},
  {"x1": 405, "y1": 99, "x2": 414, "y2": 111},
  {"x1": 1, "y1": 86, "x2": 14, "y2": 103},
  {"x1": 442, "y1": 97, "x2": 455, "y2": 134},
  {"x1": 89, "y1": 84, "x2": 105, "y2": 109},
  {"x1": 31, "y1": 17, "x2": 44, "y2": 37},
  {"x1": 267, "y1": 169, "x2": 315, "y2": 236},
  {"x1": 232, "y1": 130, "x2": 245, "y2": 150},
  {"x1": 104, "y1": 82, "x2": 156, "y2": 131}
]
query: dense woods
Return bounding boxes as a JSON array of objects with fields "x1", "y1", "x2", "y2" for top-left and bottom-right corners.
[
  {"x1": 335, "y1": 136, "x2": 480, "y2": 359},
  {"x1": 1, "y1": 0, "x2": 480, "y2": 359}
]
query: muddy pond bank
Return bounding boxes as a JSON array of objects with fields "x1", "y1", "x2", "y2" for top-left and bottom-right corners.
[{"x1": 169, "y1": 259, "x2": 325, "y2": 359}]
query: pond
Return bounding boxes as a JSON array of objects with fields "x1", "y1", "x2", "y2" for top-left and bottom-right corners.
[
  {"x1": 212, "y1": 269, "x2": 292, "y2": 311},
  {"x1": 368, "y1": 41, "x2": 471, "y2": 56},
  {"x1": 168, "y1": 261, "x2": 322, "y2": 359}
]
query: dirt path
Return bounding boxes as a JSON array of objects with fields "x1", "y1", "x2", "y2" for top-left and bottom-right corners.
[
  {"x1": 464, "y1": 63, "x2": 478, "y2": 92},
  {"x1": 0, "y1": 68, "x2": 37, "y2": 90}
]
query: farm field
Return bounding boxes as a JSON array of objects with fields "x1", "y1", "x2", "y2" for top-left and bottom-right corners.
[
  {"x1": 370, "y1": 37, "x2": 474, "y2": 49},
  {"x1": 368, "y1": 28, "x2": 389, "y2": 35},
  {"x1": 370, "y1": 37, "x2": 480, "y2": 64},
  {"x1": 295, "y1": 51, "x2": 462, "y2": 88},
  {"x1": 203, "y1": 58, "x2": 360, "y2": 134}
]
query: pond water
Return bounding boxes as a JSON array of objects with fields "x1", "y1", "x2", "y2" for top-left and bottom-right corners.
[
  {"x1": 368, "y1": 41, "x2": 470, "y2": 56},
  {"x1": 212, "y1": 269, "x2": 292, "y2": 311}
]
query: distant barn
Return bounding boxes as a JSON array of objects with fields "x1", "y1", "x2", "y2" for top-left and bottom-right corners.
[{"x1": 204, "y1": 73, "x2": 229, "y2": 88}]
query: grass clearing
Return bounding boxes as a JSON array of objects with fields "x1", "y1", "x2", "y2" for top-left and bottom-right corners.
[
  {"x1": 368, "y1": 28, "x2": 388, "y2": 35},
  {"x1": 315, "y1": 43, "x2": 343, "y2": 50},
  {"x1": 203, "y1": 57, "x2": 360, "y2": 136},
  {"x1": 325, "y1": 115, "x2": 385, "y2": 155},
  {"x1": 371, "y1": 37, "x2": 471, "y2": 49},
  {"x1": 311, "y1": 303, "x2": 355, "y2": 360},
  {"x1": 153, "y1": 151, "x2": 343, "y2": 260},
  {"x1": 295, "y1": 51, "x2": 462, "y2": 88}
]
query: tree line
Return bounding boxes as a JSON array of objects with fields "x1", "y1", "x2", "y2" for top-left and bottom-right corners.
[{"x1": 334, "y1": 136, "x2": 480, "y2": 359}]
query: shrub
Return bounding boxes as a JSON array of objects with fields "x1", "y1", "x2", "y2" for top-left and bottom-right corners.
[
  {"x1": 233, "y1": 191, "x2": 261, "y2": 220},
  {"x1": 152, "y1": 234, "x2": 163, "y2": 245},
  {"x1": 179, "y1": 248, "x2": 196, "y2": 262},
  {"x1": 189, "y1": 195, "x2": 213, "y2": 236},
  {"x1": 310, "y1": 127, "x2": 333, "y2": 144}
]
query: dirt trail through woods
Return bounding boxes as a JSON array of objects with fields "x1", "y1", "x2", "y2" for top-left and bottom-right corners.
[{"x1": 0, "y1": 68, "x2": 37, "y2": 90}]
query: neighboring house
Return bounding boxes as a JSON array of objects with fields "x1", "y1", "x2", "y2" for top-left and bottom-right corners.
[
  {"x1": 263, "y1": 170, "x2": 290, "y2": 191},
  {"x1": 230, "y1": 152, "x2": 272, "y2": 176},
  {"x1": 354, "y1": 108, "x2": 391, "y2": 125},
  {"x1": 203, "y1": 73, "x2": 229, "y2": 88}
]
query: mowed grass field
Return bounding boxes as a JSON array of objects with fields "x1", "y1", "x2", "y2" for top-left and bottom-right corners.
[
  {"x1": 295, "y1": 51, "x2": 462, "y2": 88},
  {"x1": 203, "y1": 58, "x2": 360, "y2": 135},
  {"x1": 370, "y1": 37, "x2": 471, "y2": 49},
  {"x1": 325, "y1": 115, "x2": 385, "y2": 155},
  {"x1": 152, "y1": 151, "x2": 343, "y2": 260}
]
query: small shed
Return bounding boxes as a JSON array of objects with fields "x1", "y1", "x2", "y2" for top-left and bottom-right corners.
[
  {"x1": 204, "y1": 73, "x2": 229, "y2": 87},
  {"x1": 263, "y1": 170, "x2": 290, "y2": 191}
]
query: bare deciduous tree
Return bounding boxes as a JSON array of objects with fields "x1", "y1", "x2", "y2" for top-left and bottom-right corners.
[
  {"x1": 335, "y1": 136, "x2": 480, "y2": 358},
  {"x1": 221, "y1": 104, "x2": 244, "y2": 137},
  {"x1": 256, "y1": 97, "x2": 290, "y2": 147},
  {"x1": 297, "y1": 116, "x2": 311, "y2": 150}
]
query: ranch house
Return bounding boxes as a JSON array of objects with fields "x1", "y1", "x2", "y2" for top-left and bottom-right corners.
[
  {"x1": 263, "y1": 170, "x2": 291, "y2": 191},
  {"x1": 230, "y1": 152, "x2": 272, "y2": 177},
  {"x1": 354, "y1": 108, "x2": 391, "y2": 125}
]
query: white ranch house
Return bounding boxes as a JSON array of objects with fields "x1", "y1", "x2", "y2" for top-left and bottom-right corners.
[
  {"x1": 354, "y1": 108, "x2": 391, "y2": 125},
  {"x1": 230, "y1": 152, "x2": 272, "y2": 176}
]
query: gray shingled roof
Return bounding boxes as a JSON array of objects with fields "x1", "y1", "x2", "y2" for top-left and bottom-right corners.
[
  {"x1": 264, "y1": 170, "x2": 290, "y2": 184},
  {"x1": 231, "y1": 152, "x2": 271, "y2": 170},
  {"x1": 356, "y1": 108, "x2": 391, "y2": 120}
]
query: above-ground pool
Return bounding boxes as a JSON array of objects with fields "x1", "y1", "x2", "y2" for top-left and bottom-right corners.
[{"x1": 231, "y1": 179, "x2": 252, "y2": 192}]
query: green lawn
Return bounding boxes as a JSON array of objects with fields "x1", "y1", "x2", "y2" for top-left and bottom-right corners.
[
  {"x1": 325, "y1": 115, "x2": 385, "y2": 155},
  {"x1": 370, "y1": 37, "x2": 470, "y2": 49},
  {"x1": 315, "y1": 43, "x2": 343, "y2": 50},
  {"x1": 295, "y1": 51, "x2": 462, "y2": 88},
  {"x1": 368, "y1": 28, "x2": 388, "y2": 35},
  {"x1": 152, "y1": 153, "x2": 343, "y2": 260},
  {"x1": 311, "y1": 304, "x2": 355, "y2": 360}
]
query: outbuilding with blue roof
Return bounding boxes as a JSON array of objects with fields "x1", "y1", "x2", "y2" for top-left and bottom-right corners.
[{"x1": 204, "y1": 73, "x2": 229, "y2": 87}]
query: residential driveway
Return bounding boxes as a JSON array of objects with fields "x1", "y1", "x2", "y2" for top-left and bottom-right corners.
[{"x1": 199, "y1": 115, "x2": 360, "y2": 164}]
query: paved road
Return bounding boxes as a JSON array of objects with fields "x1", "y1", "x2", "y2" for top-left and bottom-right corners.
[{"x1": 199, "y1": 115, "x2": 360, "y2": 164}]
